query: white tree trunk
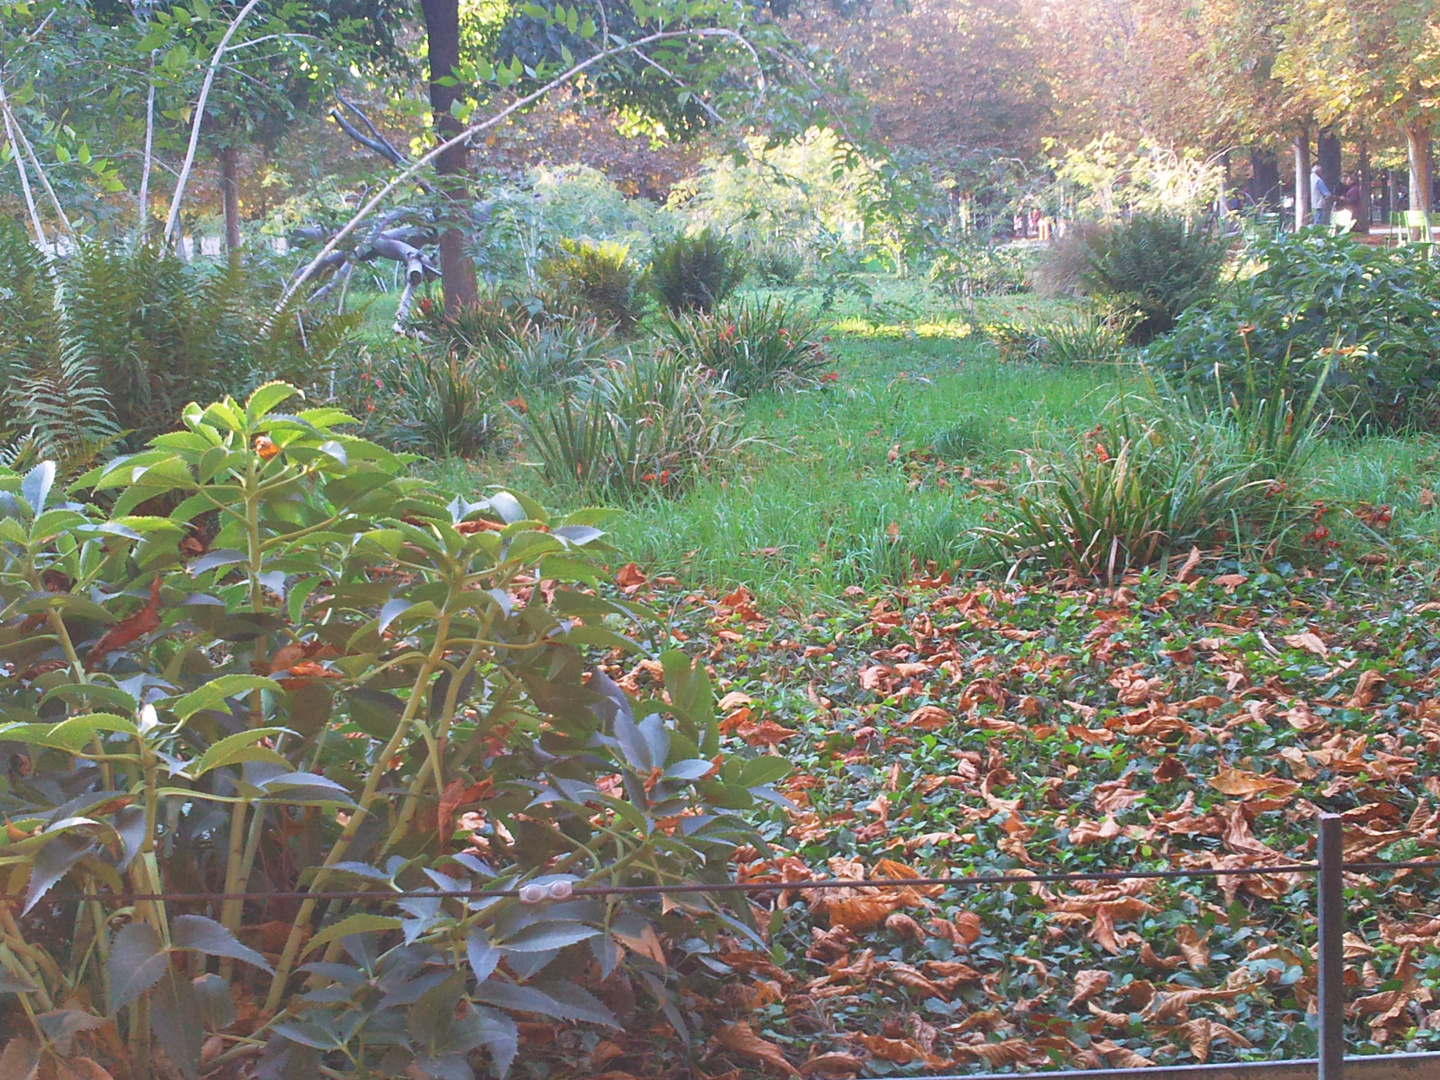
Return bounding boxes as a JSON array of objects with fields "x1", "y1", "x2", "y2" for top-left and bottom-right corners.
[{"x1": 1407, "y1": 122, "x2": 1432, "y2": 213}]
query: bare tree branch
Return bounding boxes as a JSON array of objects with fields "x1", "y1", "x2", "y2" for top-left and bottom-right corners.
[
  {"x1": 0, "y1": 95, "x2": 73, "y2": 236},
  {"x1": 272, "y1": 27, "x2": 764, "y2": 317},
  {"x1": 163, "y1": 0, "x2": 265, "y2": 246},
  {"x1": 0, "y1": 80, "x2": 45, "y2": 246},
  {"x1": 137, "y1": 54, "x2": 156, "y2": 244}
]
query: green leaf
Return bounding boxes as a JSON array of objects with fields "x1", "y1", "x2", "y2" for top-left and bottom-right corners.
[
  {"x1": 558, "y1": 626, "x2": 642, "y2": 653},
  {"x1": 171, "y1": 676, "x2": 283, "y2": 723},
  {"x1": 21, "y1": 462, "x2": 55, "y2": 515},
  {"x1": 24, "y1": 833, "x2": 94, "y2": 913},
  {"x1": 190, "y1": 728, "x2": 292, "y2": 777},
  {"x1": 497, "y1": 922, "x2": 600, "y2": 952},
  {"x1": 193, "y1": 973, "x2": 235, "y2": 1032},
  {"x1": 303, "y1": 913, "x2": 402, "y2": 956},
  {"x1": 172, "y1": 915, "x2": 273, "y2": 972},
  {"x1": 661, "y1": 650, "x2": 714, "y2": 730},
  {"x1": 107, "y1": 922, "x2": 169, "y2": 1011},
  {"x1": 0, "y1": 713, "x2": 137, "y2": 753},
  {"x1": 739, "y1": 756, "x2": 791, "y2": 787},
  {"x1": 472, "y1": 981, "x2": 617, "y2": 1027},
  {"x1": 247, "y1": 382, "x2": 301, "y2": 423},
  {"x1": 151, "y1": 967, "x2": 203, "y2": 1080}
]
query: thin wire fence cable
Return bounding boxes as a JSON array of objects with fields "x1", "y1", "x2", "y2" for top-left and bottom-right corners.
[{"x1": 13, "y1": 857, "x2": 1440, "y2": 907}]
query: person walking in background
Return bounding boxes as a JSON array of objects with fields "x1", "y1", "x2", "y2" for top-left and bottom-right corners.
[
  {"x1": 1310, "y1": 164, "x2": 1332, "y2": 227},
  {"x1": 1335, "y1": 173, "x2": 1362, "y2": 232}
]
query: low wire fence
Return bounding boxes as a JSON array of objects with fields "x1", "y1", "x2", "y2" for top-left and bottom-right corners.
[{"x1": 14, "y1": 813, "x2": 1437, "y2": 1079}]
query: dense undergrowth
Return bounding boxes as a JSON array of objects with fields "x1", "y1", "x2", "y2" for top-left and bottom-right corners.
[{"x1": 7, "y1": 223, "x2": 1440, "y2": 1079}]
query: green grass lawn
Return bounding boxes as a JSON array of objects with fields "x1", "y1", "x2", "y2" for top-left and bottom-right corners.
[{"x1": 411, "y1": 282, "x2": 1440, "y2": 601}]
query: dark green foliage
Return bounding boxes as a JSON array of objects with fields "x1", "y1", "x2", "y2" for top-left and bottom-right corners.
[
  {"x1": 1079, "y1": 213, "x2": 1229, "y2": 341},
  {"x1": 538, "y1": 238, "x2": 644, "y2": 331},
  {"x1": 0, "y1": 386, "x2": 772, "y2": 1076},
  {"x1": 929, "y1": 239, "x2": 1030, "y2": 297},
  {"x1": 656, "y1": 297, "x2": 829, "y2": 396},
  {"x1": 470, "y1": 318, "x2": 615, "y2": 396},
  {"x1": 984, "y1": 308, "x2": 1131, "y2": 366},
  {"x1": 931, "y1": 416, "x2": 1001, "y2": 460},
  {"x1": 0, "y1": 221, "x2": 355, "y2": 466},
  {"x1": 414, "y1": 287, "x2": 549, "y2": 351},
  {"x1": 1150, "y1": 231, "x2": 1440, "y2": 431},
  {"x1": 651, "y1": 228, "x2": 745, "y2": 313}
]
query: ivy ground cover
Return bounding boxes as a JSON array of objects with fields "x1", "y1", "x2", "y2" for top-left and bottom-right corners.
[{"x1": 577, "y1": 559, "x2": 1440, "y2": 1077}]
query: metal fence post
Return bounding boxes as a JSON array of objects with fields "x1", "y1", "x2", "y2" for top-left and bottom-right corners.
[{"x1": 1319, "y1": 813, "x2": 1345, "y2": 1080}]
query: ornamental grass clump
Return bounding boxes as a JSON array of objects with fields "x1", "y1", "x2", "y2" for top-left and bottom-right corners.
[
  {"x1": 651, "y1": 228, "x2": 746, "y2": 313},
  {"x1": 538, "y1": 238, "x2": 644, "y2": 331},
  {"x1": 519, "y1": 351, "x2": 747, "y2": 495},
  {"x1": 657, "y1": 297, "x2": 829, "y2": 397},
  {"x1": 984, "y1": 396, "x2": 1307, "y2": 583}
]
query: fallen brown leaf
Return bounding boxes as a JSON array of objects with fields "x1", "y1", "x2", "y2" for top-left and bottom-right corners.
[
  {"x1": 1348, "y1": 670, "x2": 1386, "y2": 708},
  {"x1": 86, "y1": 575, "x2": 162, "y2": 668},
  {"x1": 1175, "y1": 925, "x2": 1210, "y2": 971},
  {"x1": 717, "y1": 1022, "x2": 799, "y2": 1077},
  {"x1": 798, "y1": 1053, "x2": 864, "y2": 1079},
  {"x1": 1207, "y1": 766, "x2": 1299, "y2": 800},
  {"x1": 1069, "y1": 969, "x2": 1110, "y2": 1006},
  {"x1": 1283, "y1": 631, "x2": 1328, "y2": 659}
]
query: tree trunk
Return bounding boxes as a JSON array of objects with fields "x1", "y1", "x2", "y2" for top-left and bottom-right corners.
[
  {"x1": 1249, "y1": 147, "x2": 1280, "y2": 210},
  {"x1": 1294, "y1": 126, "x2": 1311, "y2": 230},
  {"x1": 221, "y1": 144, "x2": 241, "y2": 252},
  {"x1": 1407, "y1": 122, "x2": 1432, "y2": 213},
  {"x1": 1317, "y1": 129, "x2": 1341, "y2": 199},
  {"x1": 1355, "y1": 140, "x2": 1371, "y2": 234},
  {"x1": 420, "y1": 0, "x2": 478, "y2": 315}
]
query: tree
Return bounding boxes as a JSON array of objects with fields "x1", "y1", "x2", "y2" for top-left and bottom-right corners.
[
  {"x1": 420, "y1": 0, "x2": 479, "y2": 313},
  {"x1": 1277, "y1": 0, "x2": 1440, "y2": 212},
  {"x1": 794, "y1": 0, "x2": 1051, "y2": 165},
  {"x1": 1188, "y1": 0, "x2": 1304, "y2": 210}
]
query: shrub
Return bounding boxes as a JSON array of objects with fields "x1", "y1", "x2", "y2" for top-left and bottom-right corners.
[
  {"x1": 651, "y1": 228, "x2": 746, "y2": 313},
  {"x1": 0, "y1": 222, "x2": 354, "y2": 465},
  {"x1": 472, "y1": 317, "x2": 616, "y2": 397},
  {"x1": 982, "y1": 309, "x2": 1131, "y2": 366},
  {"x1": 539, "y1": 238, "x2": 643, "y2": 330},
  {"x1": 1032, "y1": 308, "x2": 1134, "y2": 366},
  {"x1": 379, "y1": 348, "x2": 502, "y2": 457},
  {"x1": 929, "y1": 240, "x2": 1030, "y2": 298},
  {"x1": 656, "y1": 298, "x2": 829, "y2": 396},
  {"x1": 1149, "y1": 231, "x2": 1440, "y2": 431},
  {"x1": 0, "y1": 385, "x2": 776, "y2": 1078},
  {"x1": 414, "y1": 287, "x2": 546, "y2": 351},
  {"x1": 749, "y1": 241, "x2": 803, "y2": 285},
  {"x1": 984, "y1": 397, "x2": 1304, "y2": 582},
  {"x1": 1079, "y1": 213, "x2": 1230, "y2": 341},
  {"x1": 519, "y1": 352, "x2": 746, "y2": 494},
  {"x1": 1033, "y1": 223, "x2": 1104, "y2": 297}
]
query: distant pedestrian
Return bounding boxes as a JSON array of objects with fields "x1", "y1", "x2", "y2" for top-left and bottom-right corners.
[{"x1": 1310, "y1": 165, "x2": 1332, "y2": 227}]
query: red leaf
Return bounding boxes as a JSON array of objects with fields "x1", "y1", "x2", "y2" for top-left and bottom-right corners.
[{"x1": 86, "y1": 576, "x2": 162, "y2": 668}]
